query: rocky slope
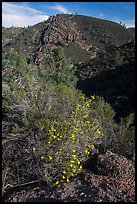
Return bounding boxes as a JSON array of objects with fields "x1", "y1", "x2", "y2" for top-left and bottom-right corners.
[{"x1": 2, "y1": 150, "x2": 135, "y2": 202}]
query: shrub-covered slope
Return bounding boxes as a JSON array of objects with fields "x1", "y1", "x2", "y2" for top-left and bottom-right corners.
[{"x1": 2, "y1": 14, "x2": 135, "y2": 201}]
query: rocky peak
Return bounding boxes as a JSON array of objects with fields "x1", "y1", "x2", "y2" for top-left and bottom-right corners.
[{"x1": 40, "y1": 14, "x2": 92, "y2": 51}]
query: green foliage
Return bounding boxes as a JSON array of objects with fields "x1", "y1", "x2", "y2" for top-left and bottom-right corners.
[
  {"x1": 12, "y1": 123, "x2": 22, "y2": 134},
  {"x1": 64, "y1": 42, "x2": 91, "y2": 63},
  {"x1": 40, "y1": 47, "x2": 78, "y2": 87}
]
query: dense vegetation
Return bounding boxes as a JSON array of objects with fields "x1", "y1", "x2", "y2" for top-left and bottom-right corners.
[
  {"x1": 2, "y1": 14, "x2": 135, "y2": 193},
  {"x1": 76, "y1": 42, "x2": 135, "y2": 120}
]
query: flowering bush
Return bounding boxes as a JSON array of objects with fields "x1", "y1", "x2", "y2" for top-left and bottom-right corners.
[{"x1": 31, "y1": 94, "x2": 106, "y2": 186}]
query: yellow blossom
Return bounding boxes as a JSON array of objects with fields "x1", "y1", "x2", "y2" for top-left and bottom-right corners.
[
  {"x1": 84, "y1": 150, "x2": 89, "y2": 154},
  {"x1": 71, "y1": 173, "x2": 74, "y2": 176},
  {"x1": 72, "y1": 169, "x2": 76, "y2": 173},
  {"x1": 49, "y1": 156, "x2": 52, "y2": 160},
  {"x1": 83, "y1": 115, "x2": 88, "y2": 118},
  {"x1": 67, "y1": 178, "x2": 70, "y2": 183},
  {"x1": 70, "y1": 163, "x2": 73, "y2": 168},
  {"x1": 63, "y1": 171, "x2": 66, "y2": 174},
  {"x1": 72, "y1": 150, "x2": 76, "y2": 153},
  {"x1": 71, "y1": 134, "x2": 75, "y2": 138},
  {"x1": 62, "y1": 175, "x2": 65, "y2": 179},
  {"x1": 77, "y1": 160, "x2": 80, "y2": 165},
  {"x1": 52, "y1": 135, "x2": 57, "y2": 139},
  {"x1": 33, "y1": 147, "x2": 36, "y2": 152},
  {"x1": 79, "y1": 165, "x2": 83, "y2": 170},
  {"x1": 97, "y1": 130, "x2": 101, "y2": 134},
  {"x1": 55, "y1": 181, "x2": 59, "y2": 185},
  {"x1": 74, "y1": 128, "x2": 78, "y2": 132},
  {"x1": 72, "y1": 154, "x2": 77, "y2": 158},
  {"x1": 47, "y1": 141, "x2": 51, "y2": 144},
  {"x1": 91, "y1": 95, "x2": 95, "y2": 99},
  {"x1": 86, "y1": 121, "x2": 90, "y2": 124},
  {"x1": 41, "y1": 156, "x2": 44, "y2": 160},
  {"x1": 85, "y1": 102, "x2": 90, "y2": 108}
]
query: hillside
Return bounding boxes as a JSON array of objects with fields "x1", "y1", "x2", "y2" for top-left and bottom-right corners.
[
  {"x1": 2, "y1": 14, "x2": 135, "y2": 202},
  {"x1": 127, "y1": 27, "x2": 135, "y2": 38},
  {"x1": 3, "y1": 14, "x2": 134, "y2": 65},
  {"x1": 2, "y1": 27, "x2": 24, "y2": 47}
]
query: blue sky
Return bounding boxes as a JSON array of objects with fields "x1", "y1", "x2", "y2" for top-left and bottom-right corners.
[{"x1": 2, "y1": 2, "x2": 135, "y2": 28}]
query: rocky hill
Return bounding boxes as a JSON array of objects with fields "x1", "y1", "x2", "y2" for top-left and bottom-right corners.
[{"x1": 3, "y1": 14, "x2": 134, "y2": 65}]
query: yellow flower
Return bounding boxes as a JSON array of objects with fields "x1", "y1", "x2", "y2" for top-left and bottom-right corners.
[
  {"x1": 63, "y1": 171, "x2": 66, "y2": 174},
  {"x1": 41, "y1": 156, "x2": 44, "y2": 160},
  {"x1": 79, "y1": 165, "x2": 83, "y2": 170},
  {"x1": 74, "y1": 128, "x2": 78, "y2": 132},
  {"x1": 85, "y1": 102, "x2": 90, "y2": 108},
  {"x1": 71, "y1": 173, "x2": 74, "y2": 176},
  {"x1": 84, "y1": 149, "x2": 88, "y2": 154},
  {"x1": 77, "y1": 160, "x2": 80, "y2": 165},
  {"x1": 62, "y1": 175, "x2": 65, "y2": 179},
  {"x1": 72, "y1": 154, "x2": 77, "y2": 158},
  {"x1": 47, "y1": 141, "x2": 51, "y2": 144},
  {"x1": 56, "y1": 152, "x2": 59, "y2": 154},
  {"x1": 72, "y1": 111, "x2": 75, "y2": 114},
  {"x1": 83, "y1": 115, "x2": 88, "y2": 118},
  {"x1": 49, "y1": 156, "x2": 52, "y2": 160},
  {"x1": 91, "y1": 95, "x2": 95, "y2": 100},
  {"x1": 97, "y1": 130, "x2": 101, "y2": 134},
  {"x1": 70, "y1": 163, "x2": 73, "y2": 168},
  {"x1": 52, "y1": 135, "x2": 56, "y2": 139},
  {"x1": 72, "y1": 150, "x2": 76, "y2": 153},
  {"x1": 59, "y1": 148, "x2": 62, "y2": 151},
  {"x1": 80, "y1": 95, "x2": 85, "y2": 99},
  {"x1": 71, "y1": 134, "x2": 75, "y2": 138},
  {"x1": 67, "y1": 178, "x2": 69, "y2": 183},
  {"x1": 33, "y1": 147, "x2": 36, "y2": 152},
  {"x1": 86, "y1": 120, "x2": 90, "y2": 124},
  {"x1": 72, "y1": 169, "x2": 76, "y2": 173},
  {"x1": 55, "y1": 181, "x2": 59, "y2": 185}
]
